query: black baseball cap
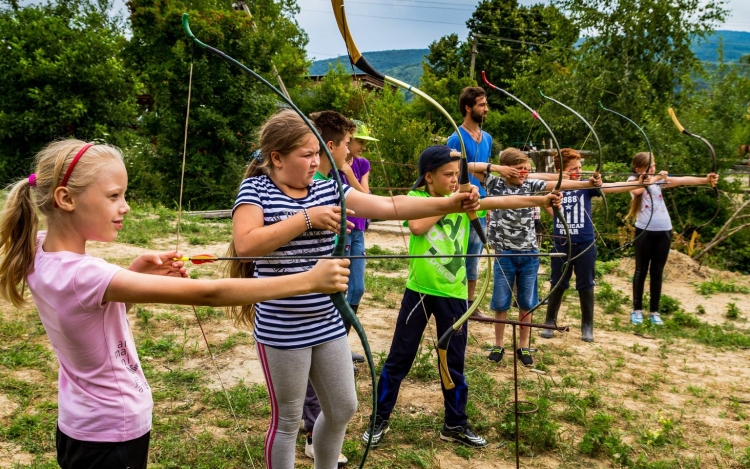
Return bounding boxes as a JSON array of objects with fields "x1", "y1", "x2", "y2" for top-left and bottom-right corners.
[{"x1": 411, "y1": 145, "x2": 462, "y2": 190}]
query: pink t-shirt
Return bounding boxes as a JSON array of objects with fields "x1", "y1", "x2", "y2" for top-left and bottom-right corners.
[{"x1": 26, "y1": 232, "x2": 152, "y2": 442}]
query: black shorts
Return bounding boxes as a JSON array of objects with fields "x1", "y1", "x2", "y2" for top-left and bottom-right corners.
[{"x1": 56, "y1": 426, "x2": 150, "y2": 469}]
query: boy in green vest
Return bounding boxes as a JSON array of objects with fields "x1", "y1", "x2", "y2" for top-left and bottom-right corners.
[{"x1": 363, "y1": 145, "x2": 561, "y2": 448}]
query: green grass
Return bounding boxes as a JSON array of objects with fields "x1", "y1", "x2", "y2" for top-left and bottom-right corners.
[
  {"x1": 696, "y1": 278, "x2": 750, "y2": 296},
  {"x1": 117, "y1": 202, "x2": 232, "y2": 247}
]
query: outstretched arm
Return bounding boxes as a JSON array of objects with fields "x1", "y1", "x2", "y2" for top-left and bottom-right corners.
[
  {"x1": 480, "y1": 192, "x2": 561, "y2": 211},
  {"x1": 346, "y1": 187, "x2": 480, "y2": 220},
  {"x1": 468, "y1": 162, "x2": 518, "y2": 182},
  {"x1": 661, "y1": 172, "x2": 718, "y2": 189},
  {"x1": 104, "y1": 258, "x2": 350, "y2": 306},
  {"x1": 601, "y1": 177, "x2": 653, "y2": 194}
]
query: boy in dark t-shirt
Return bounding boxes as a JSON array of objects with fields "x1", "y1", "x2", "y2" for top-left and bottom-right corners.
[{"x1": 540, "y1": 148, "x2": 647, "y2": 342}]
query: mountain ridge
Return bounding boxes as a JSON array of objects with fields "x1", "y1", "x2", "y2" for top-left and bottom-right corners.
[{"x1": 308, "y1": 30, "x2": 750, "y2": 83}]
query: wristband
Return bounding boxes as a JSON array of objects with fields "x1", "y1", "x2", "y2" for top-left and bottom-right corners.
[{"x1": 302, "y1": 208, "x2": 313, "y2": 231}]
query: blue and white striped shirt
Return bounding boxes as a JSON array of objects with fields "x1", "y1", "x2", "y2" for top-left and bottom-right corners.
[{"x1": 232, "y1": 175, "x2": 353, "y2": 350}]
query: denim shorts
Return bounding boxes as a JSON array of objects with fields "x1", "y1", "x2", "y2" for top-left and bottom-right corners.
[
  {"x1": 490, "y1": 250, "x2": 539, "y2": 312},
  {"x1": 466, "y1": 217, "x2": 487, "y2": 281}
]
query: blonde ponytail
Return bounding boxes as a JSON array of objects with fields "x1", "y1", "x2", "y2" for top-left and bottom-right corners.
[{"x1": 0, "y1": 178, "x2": 38, "y2": 307}]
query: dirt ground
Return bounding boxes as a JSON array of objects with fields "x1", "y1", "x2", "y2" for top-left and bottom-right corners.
[{"x1": 2, "y1": 226, "x2": 749, "y2": 468}]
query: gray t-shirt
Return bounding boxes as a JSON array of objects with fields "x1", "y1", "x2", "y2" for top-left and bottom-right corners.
[{"x1": 483, "y1": 175, "x2": 547, "y2": 251}]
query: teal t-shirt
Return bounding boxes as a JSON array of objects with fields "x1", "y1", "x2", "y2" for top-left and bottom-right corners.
[{"x1": 404, "y1": 190, "x2": 470, "y2": 299}]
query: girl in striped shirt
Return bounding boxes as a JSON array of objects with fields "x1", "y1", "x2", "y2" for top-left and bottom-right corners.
[{"x1": 230, "y1": 109, "x2": 479, "y2": 468}]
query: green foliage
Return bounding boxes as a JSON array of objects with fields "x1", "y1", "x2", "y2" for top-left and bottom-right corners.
[
  {"x1": 406, "y1": 345, "x2": 439, "y2": 382},
  {"x1": 579, "y1": 412, "x2": 632, "y2": 465},
  {"x1": 122, "y1": 0, "x2": 309, "y2": 209},
  {"x1": 366, "y1": 245, "x2": 409, "y2": 272},
  {"x1": 291, "y1": 62, "x2": 364, "y2": 116},
  {"x1": 642, "y1": 293, "x2": 683, "y2": 315},
  {"x1": 697, "y1": 278, "x2": 750, "y2": 296},
  {"x1": 595, "y1": 281, "x2": 629, "y2": 314},
  {"x1": 0, "y1": 0, "x2": 139, "y2": 184},
  {"x1": 725, "y1": 302, "x2": 742, "y2": 320}
]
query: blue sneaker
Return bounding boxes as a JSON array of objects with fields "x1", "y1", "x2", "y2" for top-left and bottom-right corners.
[
  {"x1": 630, "y1": 310, "x2": 644, "y2": 325},
  {"x1": 649, "y1": 313, "x2": 664, "y2": 326}
]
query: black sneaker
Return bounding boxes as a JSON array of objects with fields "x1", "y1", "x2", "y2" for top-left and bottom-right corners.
[
  {"x1": 440, "y1": 423, "x2": 488, "y2": 448},
  {"x1": 487, "y1": 346, "x2": 504, "y2": 363},
  {"x1": 351, "y1": 351, "x2": 365, "y2": 363},
  {"x1": 362, "y1": 415, "x2": 389, "y2": 448},
  {"x1": 516, "y1": 348, "x2": 534, "y2": 367}
]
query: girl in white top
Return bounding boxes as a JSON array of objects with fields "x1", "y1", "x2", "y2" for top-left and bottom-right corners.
[
  {"x1": 627, "y1": 151, "x2": 718, "y2": 326},
  {"x1": 0, "y1": 139, "x2": 350, "y2": 469}
]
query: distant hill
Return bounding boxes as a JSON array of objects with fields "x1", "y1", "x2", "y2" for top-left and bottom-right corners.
[
  {"x1": 308, "y1": 30, "x2": 750, "y2": 83},
  {"x1": 692, "y1": 30, "x2": 750, "y2": 63},
  {"x1": 308, "y1": 49, "x2": 428, "y2": 84}
]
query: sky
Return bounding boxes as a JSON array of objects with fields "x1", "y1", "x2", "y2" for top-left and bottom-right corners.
[
  {"x1": 17, "y1": 0, "x2": 750, "y2": 60},
  {"x1": 294, "y1": 0, "x2": 750, "y2": 61}
]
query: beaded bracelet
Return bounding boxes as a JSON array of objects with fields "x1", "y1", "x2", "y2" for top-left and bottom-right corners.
[{"x1": 302, "y1": 208, "x2": 313, "y2": 231}]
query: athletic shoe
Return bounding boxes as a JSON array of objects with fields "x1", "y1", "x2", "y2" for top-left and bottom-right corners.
[
  {"x1": 630, "y1": 310, "x2": 644, "y2": 325},
  {"x1": 516, "y1": 348, "x2": 534, "y2": 367},
  {"x1": 362, "y1": 415, "x2": 389, "y2": 448},
  {"x1": 649, "y1": 313, "x2": 664, "y2": 326},
  {"x1": 440, "y1": 423, "x2": 488, "y2": 448},
  {"x1": 351, "y1": 351, "x2": 365, "y2": 363},
  {"x1": 487, "y1": 347, "x2": 505, "y2": 363},
  {"x1": 305, "y1": 432, "x2": 349, "y2": 466}
]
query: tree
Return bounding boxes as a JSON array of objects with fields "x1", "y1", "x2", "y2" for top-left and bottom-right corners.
[
  {"x1": 0, "y1": 0, "x2": 139, "y2": 184},
  {"x1": 122, "y1": 0, "x2": 310, "y2": 208},
  {"x1": 423, "y1": 0, "x2": 577, "y2": 112}
]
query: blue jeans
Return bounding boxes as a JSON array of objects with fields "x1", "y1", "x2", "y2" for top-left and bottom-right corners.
[
  {"x1": 466, "y1": 217, "x2": 486, "y2": 281},
  {"x1": 345, "y1": 229, "x2": 366, "y2": 305},
  {"x1": 490, "y1": 250, "x2": 539, "y2": 312}
]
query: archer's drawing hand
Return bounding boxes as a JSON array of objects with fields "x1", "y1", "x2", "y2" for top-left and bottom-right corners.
[
  {"x1": 309, "y1": 258, "x2": 350, "y2": 294},
  {"x1": 561, "y1": 171, "x2": 571, "y2": 180},
  {"x1": 706, "y1": 172, "x2": 719, "y2": 187},
  {"x1": 545, "y1": 192, "x2": 562, "y2": 209},
  {"x1": 498, "y1": 165, "x2": 518, "y2": 179},
  {"x1": 129, "y1": 251, "x2": 188, "y2": 278},
  {"x1": 308, "y1": 206, "x2": 355, "y2": 234}
]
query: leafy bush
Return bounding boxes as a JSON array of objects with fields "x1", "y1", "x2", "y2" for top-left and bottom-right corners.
[{"x1": 697, "y1": 278, "x2": 749, "y2": 296}]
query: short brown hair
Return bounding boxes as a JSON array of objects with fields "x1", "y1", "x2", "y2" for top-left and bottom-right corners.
[
  {"x1": 499, "y1": 147, "x2": 529, "y2": 167},
  {"x1": 458, "y1": 86, "x2": 486, "y2": 117},
  {"x1": 554, "y1": 148, "x2": 581, "y2": 172},
  {"x1": 309, "y1": 111, "x2": 356, "y2": 147}
]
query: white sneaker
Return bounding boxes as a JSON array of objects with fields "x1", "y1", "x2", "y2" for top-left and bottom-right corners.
[{"x1": 304, "y1": 433, "x2": 349, "y2": 466}]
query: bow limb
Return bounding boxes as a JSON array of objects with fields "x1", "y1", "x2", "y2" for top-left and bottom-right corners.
[
  {"x1": 598, "y1": 101, "x2": 654, "y2": 254},
  {"x1": 481, "y1": 72, "x2": 572, "y2": 322},
  {"x1": 667, "y1": 108, "x2": 721, "y2": 254},
  {"x1": 331, "y1": 0, "x2": 492, "y2": 394},
  {"x1": 538, "y1": 88, "x2": 609, "y2": 224},
  {"x1": 181, "y1": 14, "x2": 375, "y2": 468}
]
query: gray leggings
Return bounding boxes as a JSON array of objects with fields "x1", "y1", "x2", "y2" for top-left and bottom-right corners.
[{"x1": 257, "y1": 337, "x2": 357, "y2": 469}]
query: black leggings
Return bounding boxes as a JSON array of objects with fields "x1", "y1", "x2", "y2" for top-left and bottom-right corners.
[{"x1": 632, "y1": 228, "x2": 672, "y2": 313}]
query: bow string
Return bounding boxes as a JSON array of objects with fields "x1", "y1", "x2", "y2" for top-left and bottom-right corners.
[
  {"x1": 330, "y1": 0, "x2": 493, "y2": 397},
  {"x1": 181, "y1": 14, "x2": 376, "y2": 468},
  {"x1": 667, "y1": 108, "x2": 721, "y2": 256},
  {"x1": 598, "y1": 102, "x2": 654, "y2": 254},
  {"x1": 481, "y1": 72, "x2": 573, "y2": 327}
]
